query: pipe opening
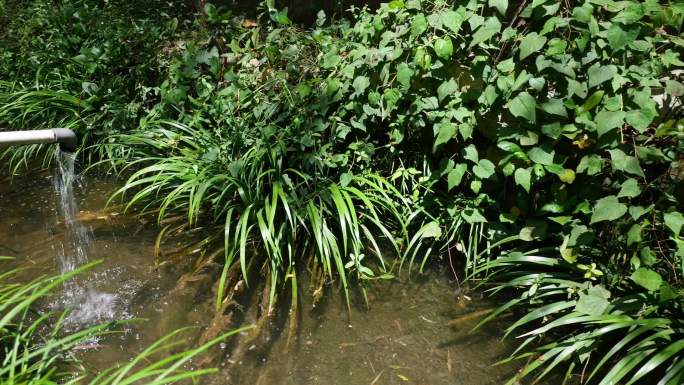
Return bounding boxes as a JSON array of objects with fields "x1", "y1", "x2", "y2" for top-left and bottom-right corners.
[{"x1": 0, "y1": 129, "x2": 78, "y2": 152}]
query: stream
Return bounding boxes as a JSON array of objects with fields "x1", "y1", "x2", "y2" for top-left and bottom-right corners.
[{"x1": 0, "y1": 155, "x2": 548, "y2": 385}]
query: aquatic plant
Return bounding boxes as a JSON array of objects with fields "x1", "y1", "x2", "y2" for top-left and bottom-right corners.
[
  {"x1": 472, "y1": 249, "x2": 684, "y2": 385},
  {"x1": 103, "y1": 119, "x2": 405, "y2": 311},
  {"x1": 0, "y1": 258, "x2": 251, "y2": 385}
]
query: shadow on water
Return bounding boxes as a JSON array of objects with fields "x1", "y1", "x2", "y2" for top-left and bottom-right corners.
[{"x1": 0, "y1": 166, "x2": 556, "y2": 385}]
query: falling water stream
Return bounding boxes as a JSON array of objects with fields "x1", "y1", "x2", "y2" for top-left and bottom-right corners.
[
  {"x1": 53, "y1": 149, "x2": 118, "y2": 326},
  {"x1": 53, "y1": 149, "x2": 89, "y2": 272}
]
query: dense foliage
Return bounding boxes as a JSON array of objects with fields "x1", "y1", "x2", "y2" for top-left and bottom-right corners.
[
  {"x1": 1, "y1": 0, "x2": 683, "y2": 383},
  {"x1": 0, "y1": 0, "x2": 185, "y2": 169}
]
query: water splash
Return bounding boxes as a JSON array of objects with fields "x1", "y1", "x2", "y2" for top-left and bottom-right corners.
[{"x1": 53, "y1": 148, "x2": 120, "y2": 326}]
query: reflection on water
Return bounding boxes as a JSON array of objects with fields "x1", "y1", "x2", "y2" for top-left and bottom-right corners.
[{"x1": 0, "y1": 168, "x2": 547, "y2": 385}]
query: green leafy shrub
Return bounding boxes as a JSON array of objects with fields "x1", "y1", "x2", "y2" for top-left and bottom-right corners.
[
  {"x1": 120, "y1": 0, "x2": 683, "y2": 382},
  {"x1": 315, "y1": 0, "x2": 684, "y2": 382},
  {"x1": 94, "y1": 4, "x2": 455, "y2": 312}
]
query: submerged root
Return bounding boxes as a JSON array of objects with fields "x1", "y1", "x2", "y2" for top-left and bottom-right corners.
[
  {"x1": 197, "y1": 261, "x2": 244, "y2": 346},
  {"x1": 194, "y1": 260, "x2": 274, "y2": 368},
  {"x1": 307, "y1": 256, "x2": 326, "y2": 307},
  {"x1": 143, "y1": 247, "x2": 221, "y2": 337},
  {"x1": 227, "y1": 272, "x2": 275, "y2": 362},
  {"x1": 445, "y1": 307, "x2": 497, "y2": 327},
  {"x1": 167, "y1": 247, "x2": 221, "y2": 295},
  {"x1": 286, "y1": 269, "x2": 298, "y2": 347},
  {"x1": 154, "y1": 219, "x2": 216, "y2": 267}
]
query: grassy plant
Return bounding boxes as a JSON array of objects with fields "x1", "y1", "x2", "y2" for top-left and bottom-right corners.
[
  {"x1": 101, "y1": 120, "x2": 407, "y2": 311},
  {"x1": 0, "y1": 260, "x2": 112, "y2": 385},
  {"x1": 0, "y1": 258, "x2": 251, "y2": 385},
  {"x1": 471, "y1": 248, "x2": 684, "y2": 385}
]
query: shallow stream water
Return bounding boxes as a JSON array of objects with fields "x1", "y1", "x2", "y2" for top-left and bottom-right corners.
[{"x1": 0, "y1": 164, "x2": 545, "y2": 385}]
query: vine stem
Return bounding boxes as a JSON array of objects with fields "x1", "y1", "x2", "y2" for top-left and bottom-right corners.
[{"x1": 493, "y1": 0, "x2": 529, "y2": 66}]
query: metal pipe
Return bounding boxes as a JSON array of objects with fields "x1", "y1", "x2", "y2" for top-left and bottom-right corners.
[{"x1": 0, "y1": 129, "x2": 78, "y2": 152}]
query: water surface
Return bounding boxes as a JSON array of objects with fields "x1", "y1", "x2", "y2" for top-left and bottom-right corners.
[{"x1": 0, "y1": 166, "x2": 541, "y2": 385}]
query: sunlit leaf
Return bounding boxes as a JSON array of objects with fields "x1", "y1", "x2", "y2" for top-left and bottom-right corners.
[{"x1": 591, "y1": 195, "x2": 627, "y2": 223}]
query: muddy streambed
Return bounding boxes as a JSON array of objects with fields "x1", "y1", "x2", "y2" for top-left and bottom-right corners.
[{"x1": 0, "y1": 167, "x2": 544, "y2": 385}]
